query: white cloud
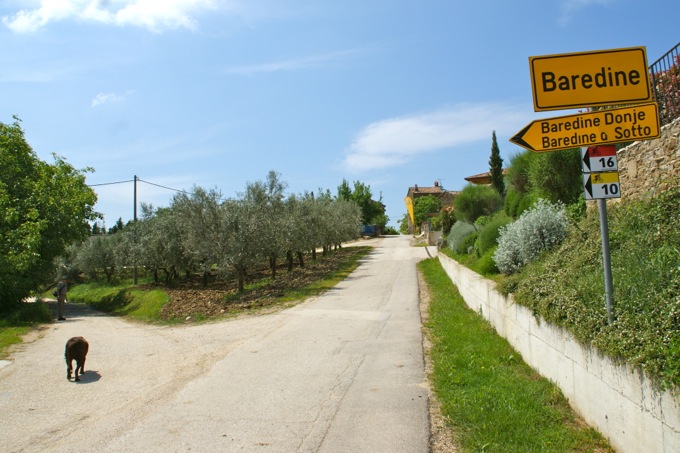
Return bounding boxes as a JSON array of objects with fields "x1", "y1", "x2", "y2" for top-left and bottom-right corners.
[
  {"x1": 342, "y1": 103, "x2": 531, "y2": 172},
  {"x1": 222, "y1": 49, "x2": 363, "y2": 75},
  {"x1": 558, "y1": 0, "x2": 613, "y2": 27},
  {"x1": 2, "y1": 0, "x2": 221, "y2": 33},
  {"x1": 91, "y1": 91, "x2": 127, "y2": 107}
]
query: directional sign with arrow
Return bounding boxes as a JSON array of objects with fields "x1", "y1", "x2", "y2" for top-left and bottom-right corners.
[
  {"x1": 510, "y1": 103, "x2": 659, "y2": 153},
  {"x1": 581, "y1": 145, "x2": 617, "y2": 172},
  {"x1": 583, "y1": 171, "x2": 621, "y2": 200}
]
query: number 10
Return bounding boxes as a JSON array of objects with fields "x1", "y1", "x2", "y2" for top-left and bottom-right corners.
[{"x1": 602, "y1": 183, "x2": 619, "y2": 196}]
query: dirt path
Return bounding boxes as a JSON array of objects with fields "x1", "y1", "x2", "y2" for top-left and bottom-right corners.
[{"x1": 0, "y1": 236, "x2": 436, "y2": 452}]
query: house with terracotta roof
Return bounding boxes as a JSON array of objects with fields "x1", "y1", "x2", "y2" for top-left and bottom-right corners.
[
  {"x1": 463, "y1": 168, "x2": 509, "y2": 185},
  {"x1": 404, "y1": 181, "x2": 459, "y2": 235}
]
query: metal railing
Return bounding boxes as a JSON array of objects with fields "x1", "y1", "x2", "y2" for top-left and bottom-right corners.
[{"x1": 650, "y1": 42, "x2": 680, "y2": 126}]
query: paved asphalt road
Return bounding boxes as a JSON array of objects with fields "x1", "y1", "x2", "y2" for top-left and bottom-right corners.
[{"x1": 0, "y1": 236, "x2": 436, "y2": 452}]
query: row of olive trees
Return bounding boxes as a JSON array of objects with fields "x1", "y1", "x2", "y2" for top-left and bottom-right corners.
[{"x1": 66, "y1": 171, "x2": 363, "y2": 291}]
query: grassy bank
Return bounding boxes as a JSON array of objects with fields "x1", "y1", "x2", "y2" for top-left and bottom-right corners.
[
  {"x1": 0, "y1": 302, "x2": 53, "y2": 359},
  {"x1": 68, "y1": 281, "x2": 169, "y2": 322},
  {"x1": 441, "y1": 186, "x2": 679, "y2": 390},
  {"x1": 419, "y1": 257, "x2": 612, "y2": 452}
]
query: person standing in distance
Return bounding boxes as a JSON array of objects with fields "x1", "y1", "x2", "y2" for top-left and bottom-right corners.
[{"x1": 56, "y1": 278, "x2": 68, "y2": 321}]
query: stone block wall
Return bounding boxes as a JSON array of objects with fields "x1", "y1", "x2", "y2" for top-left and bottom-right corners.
[{"x1": 617, "y1": 117, "x2": 680, "y2": 198}]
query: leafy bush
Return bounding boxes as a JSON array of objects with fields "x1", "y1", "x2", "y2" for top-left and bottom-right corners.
[
  {"x1": 476, "y1": 213, "x2": 512, "y2": 255},
  {"x1": 516, "y1": 191, "x2": 539, "y2": 217},
  {"x1": 504, "y1": 187, "x2": 522, "y2": 218},
  {"x1": 473, "y1": 247, "x2": 500, "y2": 275},
  {"x1": 528, "y1": 148, "x2": 582, "y2": 205},
  {"x1": 511, "y1": 186, "x2": 680, "y2": 388},
  {"x1": 506, "y1": 150, "x2": 532, "y2": 194},
  {"x1": 413, "y1": 195, "x2": 441, "y2": 227},
  {"x1": 505, "y1": 148, "x2": 581, "y2": 218},
  {"x1": 473, "y1": 215, "x2": 491, "y2": 229},
  {"x1": 447, "y1": 221, "x2": 475, "y2": 254},
  {"x1": 383, "y1": 225, "x2": 399, "y2": 235},
  {"x1": 436, "y1": 207, "x2": 455, "y2": 235},
  {"x1": 504, "y1": 189, "x2": 540, "y2": 219},
  {"x1": 493, "y1": 199, "x2": 569, "y2": 274},
  {"x1": 0, "y1": 301, "x2": 53, "y2": 327},
  {"x1": 460, "y1": 231, "x2": 478, "y2": 255},
  {"x1": 565, "y1": 195, "x2": 587, "y2": 222},
  {"x1": 454, "y1": 184, "x2": 502, "y2": 224}
]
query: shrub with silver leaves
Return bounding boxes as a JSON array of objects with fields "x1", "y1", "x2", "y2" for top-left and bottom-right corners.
[
  {"x1": 493, "y1": 199, "x2": 569, "y2": 274},
  {"x1": 447, "y1": 221, "x2": 476, "y2": 254}
]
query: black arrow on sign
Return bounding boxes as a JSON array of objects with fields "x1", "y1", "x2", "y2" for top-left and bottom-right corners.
[
  {"x1": 582, "y1": 147, "x2": 592, "y2": 171},
  {"x1": 584, "y1": 174, "x2": 593, "y2": 198},
  {"x1": 510, "y1": 124, "x2": 534, "y2": 152}
]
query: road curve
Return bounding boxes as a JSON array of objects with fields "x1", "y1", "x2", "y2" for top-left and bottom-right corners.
[{"x1": 0, "y1": 236, "x2": 434, "y2": 452}]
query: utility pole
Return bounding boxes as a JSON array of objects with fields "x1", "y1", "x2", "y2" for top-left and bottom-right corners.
[{"x1": 133, "y1": 175, "x2": 138, "y2": 285}]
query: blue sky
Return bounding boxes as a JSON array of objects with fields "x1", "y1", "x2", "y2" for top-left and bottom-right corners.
[{"x1": 2, "y1": 0, "x2": 677, "y2": 229}]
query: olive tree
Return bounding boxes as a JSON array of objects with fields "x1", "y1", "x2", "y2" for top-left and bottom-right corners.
[
  {"x1": 172, "y1": 186, "x2": 223, "y2": 286},
  {"x1": 141, "y1": 208, "x2": 189, "y2": 285},
  {"x1": 328, "y1": 199, "x2": 362, "y2": 247},
  {"x1": 74, "y1": 234, "x2": 119, "y2": 282},
  {"x1": 283, "y1": 193, "x2": 311, "y2": 270},
  {"x1": 219, "y1": 199, "x2": 261, "y2": 292},
  {"x1": 243, "y1": 171, "x2": 288, "y2": 279},
  {"x1": 117, "y1": 208, "x2": 189, "y2": 285}
]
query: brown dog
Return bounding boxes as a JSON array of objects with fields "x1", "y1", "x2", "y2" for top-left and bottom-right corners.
[{"x1": 65, "y1": 337, "x2": 89, "y2": 382}]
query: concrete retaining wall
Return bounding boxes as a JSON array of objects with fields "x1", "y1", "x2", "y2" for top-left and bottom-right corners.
[{"x1": 437, "y1": 253, "x2": 680, "y2": 453}]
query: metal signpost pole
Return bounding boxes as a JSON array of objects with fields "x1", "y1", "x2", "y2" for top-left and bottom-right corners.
[
  {"x1": 581, "y1": 146, "x2": 619, "y2": 324},
  {"x1": 597, "y1": 198, "x2": 615, "y2": 324}
]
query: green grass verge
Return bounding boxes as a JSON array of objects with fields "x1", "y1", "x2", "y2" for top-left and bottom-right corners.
[
  {"x1": 0, "y1": 327, "x2": 30, "y2": 359},
  {"x1": 419, "y1": 257, "x2": 612, "y2": 452},
  {"x1": 68, "y1": 281, "x2": 169, "y2": 322},
  {"x1": 0, "y1": 300, "x2": 54, "y2": 358}
]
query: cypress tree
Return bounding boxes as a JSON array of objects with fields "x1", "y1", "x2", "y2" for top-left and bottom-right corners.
[{"x1": 489, "y1": 130, "x2": 505, "y2": 196}]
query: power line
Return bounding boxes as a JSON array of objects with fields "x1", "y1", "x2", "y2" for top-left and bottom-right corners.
[
  {"x1": 137, "y1": 178, "x2": 190, "y2": 195},
  {"x1": 88, "y1": 178, "x2": 189, "y2": 195},
  {"x1": 88, "y1": 179, "x2": 134, "y2": 187},
  {"x1": 88, "y1": 177, "x2": 229, "y2": 222}
]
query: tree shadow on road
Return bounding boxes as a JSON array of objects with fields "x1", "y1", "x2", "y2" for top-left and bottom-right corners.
[{"x1": 42, "y1": 299, "x2": 111, "y2": 321}]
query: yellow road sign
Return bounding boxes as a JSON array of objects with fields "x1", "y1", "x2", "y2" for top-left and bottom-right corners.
[
  {"x1": 530, "y1": 46, "x2": 651, "y2": 111},
  {"x1": 510, "y1": 103, "x2": 660, "y2": 152}
]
